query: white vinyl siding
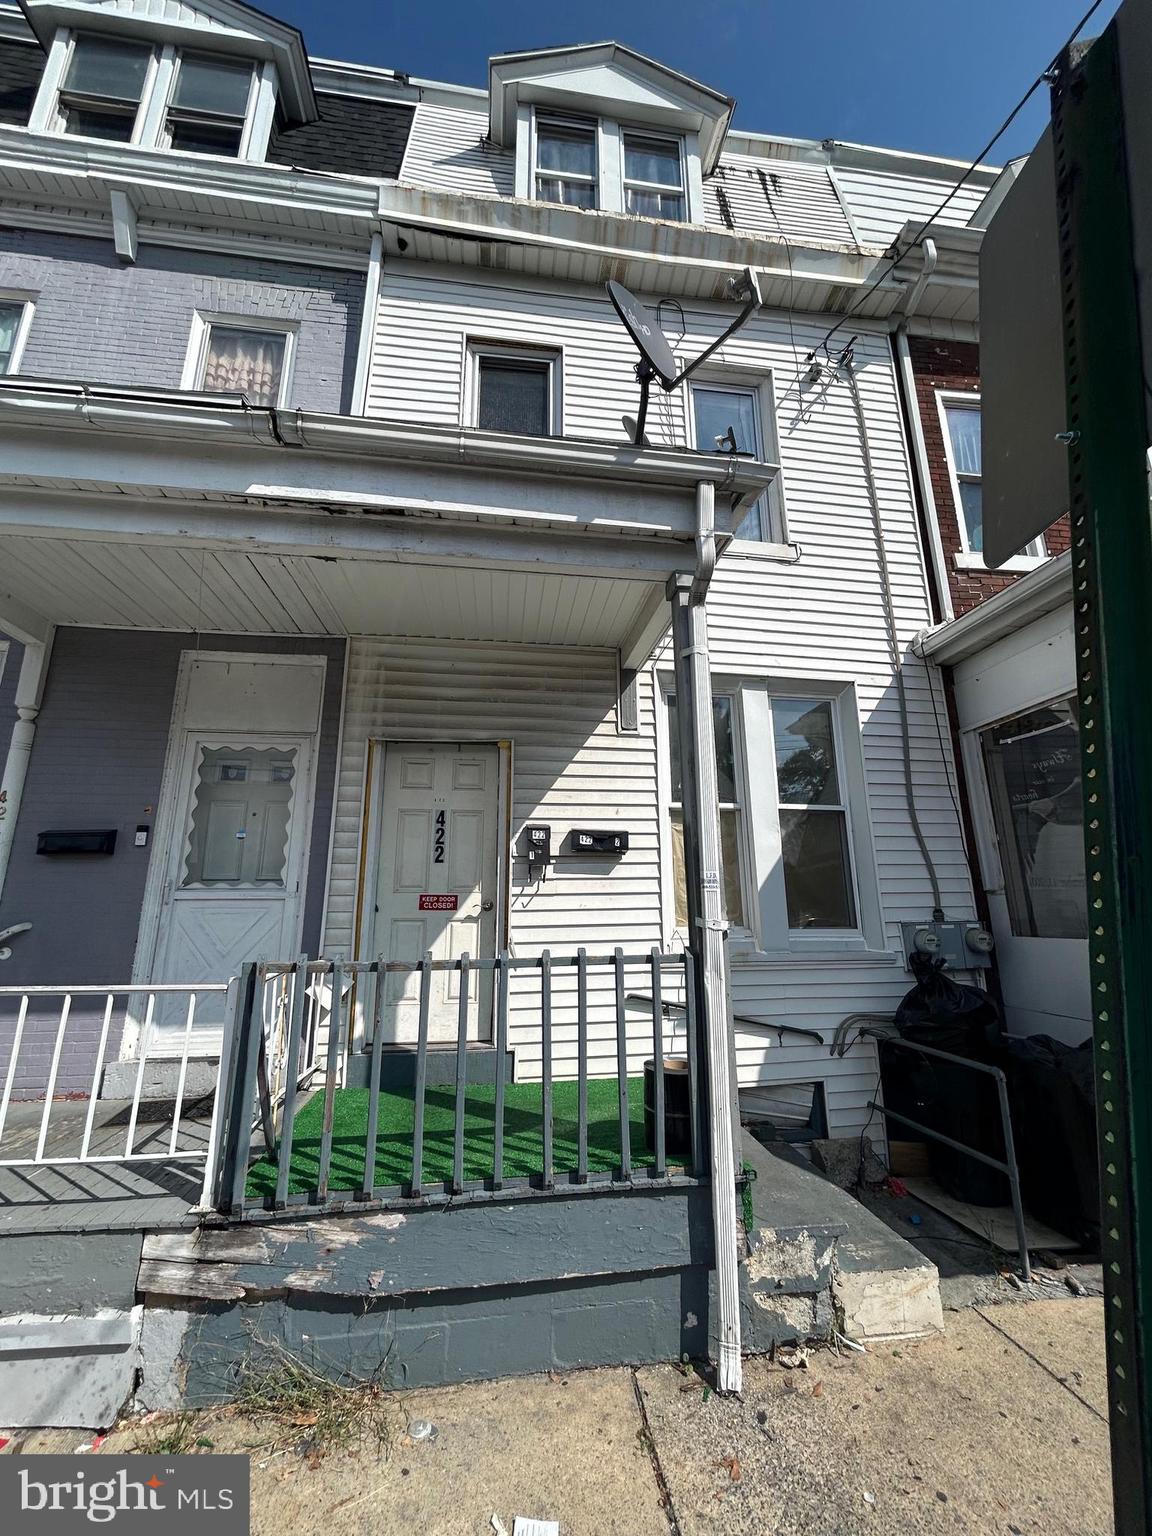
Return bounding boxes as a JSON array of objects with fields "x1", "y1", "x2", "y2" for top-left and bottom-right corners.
[
  {"x1": 359, "y1": 274, "x2": 976, "y2": 1136},
  {"x1": 400, "y1": 101, "x2": 516, "y2": 198},
  {"x1": 831, "y1": 166, "x2": 988, "y2": 248},
  {"x1": 703, "y1": 155, "x2": 857, "y2": 245}
]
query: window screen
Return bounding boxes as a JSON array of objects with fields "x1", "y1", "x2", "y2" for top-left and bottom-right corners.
[{"x1": 477, "y1": 355, "x2": 552, "y2": 436}]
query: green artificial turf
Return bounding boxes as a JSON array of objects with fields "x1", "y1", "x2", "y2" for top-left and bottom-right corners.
[{"x1": 246, "y1": 1076, "x2": 659, "y2": 1200}]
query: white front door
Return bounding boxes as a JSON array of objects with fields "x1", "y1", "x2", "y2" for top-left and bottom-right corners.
[
  {"x1": 373, "y1": 742, "x2": 500, "y2": 1045},
  {"x1": 149, "y1": 734, "x2": 314, "y2": 1048}
]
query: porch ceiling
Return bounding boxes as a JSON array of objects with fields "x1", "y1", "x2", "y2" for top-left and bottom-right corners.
[{"x1": 0, "y1": 534, "x2": 662, "y2": 652}]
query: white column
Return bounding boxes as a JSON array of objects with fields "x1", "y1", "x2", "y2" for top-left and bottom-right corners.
[{"x1": 0, "y1": 630, "x2": 54, "y2": 902}]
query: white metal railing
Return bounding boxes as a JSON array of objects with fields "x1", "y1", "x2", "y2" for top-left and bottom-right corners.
[{"x1": 0, "y1": 983, "x2": 229, "y2": 1174}]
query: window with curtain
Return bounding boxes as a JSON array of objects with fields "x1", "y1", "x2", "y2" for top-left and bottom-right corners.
[
  {"x1": 200, "y1": 325, "x2": 288, "y2": 405},
  {"x1": 535, "y1": 118, "x2": 597, "y2": 208},
  {"x1": 623, "y1": 133, "x2": 685, "y2": 220},
  {"x1": 58, "y1": 33, "x2": 153, "y2": 142},
  {"x1": 475, "y1": 350, "x2": 555, "y2": 436},
  {"x1": 166, "y1": 52, "x2": 254, "y2": 156},
  {"x1": 666, "y1": 693, "x2": 747, "y2": 930},
  {"x1": 942, "y1": 399, "x2": 984, "y2": 552},
  {"x1": 0, "y1": 302, "x2": 27, "y2": 374}
]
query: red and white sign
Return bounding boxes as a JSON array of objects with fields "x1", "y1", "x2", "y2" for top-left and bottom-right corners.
[{"x1": 418, "y1": 893, "x2": 459, "y2": 911}]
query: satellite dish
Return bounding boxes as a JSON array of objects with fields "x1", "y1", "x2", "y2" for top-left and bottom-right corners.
[
  {"x1": 607, "y1": 281, "x2": 679, "y2": 389},
  {"x1": 606, "y1": 268, "x2": 763, "y2": 445}
]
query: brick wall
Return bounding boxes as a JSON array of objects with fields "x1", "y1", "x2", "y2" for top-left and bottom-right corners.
[
  {"x1": 0, "y1": 629, "x2": 345, "y2": 1096},
  {"x1": 0, "y1": 229, "x2": 364, "y2": 413},
  {"x1": 909, "y1": 336, "x2": 1071, "y2": 616}
]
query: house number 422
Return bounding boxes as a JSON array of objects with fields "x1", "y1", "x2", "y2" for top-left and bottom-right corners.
[{"x1": 434, "y1": 809, "x2": 446, "y2": 864}]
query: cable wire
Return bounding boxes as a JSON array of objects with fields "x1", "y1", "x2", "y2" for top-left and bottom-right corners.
[{"x1": 810, "y1": 0, "x2": 1109, "y2": 359}]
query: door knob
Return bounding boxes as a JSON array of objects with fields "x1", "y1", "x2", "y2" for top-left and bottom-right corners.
[{"x1": 481, "y1": 900, "x2": 494, "y2": 912}]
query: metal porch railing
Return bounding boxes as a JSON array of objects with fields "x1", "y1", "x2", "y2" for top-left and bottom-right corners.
[
  {"x1": 0, "y1": 984, "x2": 230, "y2": 1189},
  {"x1": 212, "y1": 949, "x2": 706, "y2": 1218}
]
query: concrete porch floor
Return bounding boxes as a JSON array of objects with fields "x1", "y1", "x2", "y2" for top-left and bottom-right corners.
[
  {"x1": 9, "y1": 1296, "x2": 1112, "y2": 1534},
  {"x1": 0, "y1": 1099, "x2": 210, "y2": 1232}
]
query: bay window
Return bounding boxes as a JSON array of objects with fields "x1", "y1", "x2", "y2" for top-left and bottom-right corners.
[{"x1": 663, "y1": 681, "x2": 876, "y2": 953}]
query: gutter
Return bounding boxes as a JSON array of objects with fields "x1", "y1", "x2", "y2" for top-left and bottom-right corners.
[
  {"x1": 890, "y1": 241, "x2": 955, "y2": 622},
  {"x1": 919, "y1": 550, "x2": 1073, "y2": 664}
]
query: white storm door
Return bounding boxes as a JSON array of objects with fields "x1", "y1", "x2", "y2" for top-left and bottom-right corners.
[
  {"x1": 374, "y1": 742, "x2": 500, "y2": 1045},
  {"x1": 150, "y1": 735, "x2": 314, "y2": 1048}
]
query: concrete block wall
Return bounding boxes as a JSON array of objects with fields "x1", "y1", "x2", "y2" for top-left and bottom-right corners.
[
  {"x1": 0, "y1": 229, "x2": 364, "y2": 414},
  {"x1": 0, "y1": 629, "x2": 345, "y2": 1096}
]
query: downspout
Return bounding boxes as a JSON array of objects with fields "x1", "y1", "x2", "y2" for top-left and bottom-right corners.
[
  {"x1": 0, "y1": 630, "x2": 55, "y2": 904},
  {"x1": 672, "y1": 479, "x2": 742, "y2": 1393},
  {"x1": 890, "y1": 238, "x2": 955, "y2": 623},
  {"x1": 350, "y1": 230, "x2": 384, "y2": 417}
]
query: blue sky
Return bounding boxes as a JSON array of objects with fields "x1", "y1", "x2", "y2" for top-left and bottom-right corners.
[{"x1": 271, "y1": 0, "x2": 1119, "y2": 164}]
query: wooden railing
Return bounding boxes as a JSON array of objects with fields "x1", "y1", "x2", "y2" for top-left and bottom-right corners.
[{"x1": 210, "y1": 950, "x2": 706, "y2": 1218}]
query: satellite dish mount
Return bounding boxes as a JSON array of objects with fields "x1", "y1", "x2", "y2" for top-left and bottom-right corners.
[{"x1": 607, "y1": 269, "x2": 763, "y2": 445}]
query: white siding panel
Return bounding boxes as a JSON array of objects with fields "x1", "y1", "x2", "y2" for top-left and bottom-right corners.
[
  {"x1": 832, "y1": 166, "x2": 987, "y2": 248},
  {"x1": 401, "y1": 102, "x2": 516, "y2": 199},
  {"x1": 703, "y1": 156, "x2": 857, "y2": 246},
  {"x1": 358, "y1": 267, "x2": 977, "y2": 1135},
  {"x1": 86, "y1": 0, "x2": 231, "y2": 28}
]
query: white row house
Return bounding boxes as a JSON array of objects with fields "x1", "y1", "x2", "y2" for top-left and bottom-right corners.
[{"x1": 0, "y1": 0, "x2": 1004, "y2": 1387}]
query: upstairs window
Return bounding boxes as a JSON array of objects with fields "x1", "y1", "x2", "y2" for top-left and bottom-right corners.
[
  {"x1": 623, "y1": 132, "x2": 685, "y2": 220},
  {"x1": 58, "y1": 34, "x2": 152, "y2": 143},
  {"x1": 472, "y1": 345, "x2": 559, "y2": 437},
  {"x1": 938, "y1": 391, "x2": 1044, "y2": 563},
  {"x1": 165, "y1": 52, "x2": 254, "y2": 157},
  {"x1": 0, "y1": 300, "x2": 33, "y2": 375},
  {"x1": 184, "y1": 315, "x2": 294, "y2": 407},
  {"x1": 535, "y1": 118, "x2": 597, "y2": 209},
  {"x1": 942, "y1": 398, "x2": 983, "y2": 552},
  {"x1": 690, "y1": 377, "x2": 786, "y2": 545}
]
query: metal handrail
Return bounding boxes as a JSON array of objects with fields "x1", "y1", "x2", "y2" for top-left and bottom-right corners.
[
  {"x1": 863, "y1": 1029, "x2": 1032, "y2": 1282},
  {"x1": 624, "y1": 992, "x2": 824, "y2": 1047}
]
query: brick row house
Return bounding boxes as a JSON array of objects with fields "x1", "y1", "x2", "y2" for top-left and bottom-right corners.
[{"x1": 0, "y1": 0, "x2": 1034, "y2": 1401}]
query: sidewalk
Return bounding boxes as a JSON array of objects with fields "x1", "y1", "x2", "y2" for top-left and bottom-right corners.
[{"x1": 10, "y1": 1298, "x2": 1112, "y2": 1535}]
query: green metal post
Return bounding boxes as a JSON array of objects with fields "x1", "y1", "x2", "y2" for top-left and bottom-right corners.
[{"x1": 1053, "y1": 29, "x2": 1152, "y2": 1525}]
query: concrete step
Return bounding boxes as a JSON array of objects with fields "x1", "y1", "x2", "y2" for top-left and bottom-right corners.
[
  {"x1": 344, "y1": 1046, "x2": 515, "y2": 1089},
  {"x1": 740, "y1": 1133, "x2": 943, "y2": 1351}
]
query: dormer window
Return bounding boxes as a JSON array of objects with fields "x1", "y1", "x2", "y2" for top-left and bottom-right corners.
[
  {"x1": 164, "y1": 53, "x2": 255, "y2": 156},
  {"x1": 58, "y1": 34, "x2": 152, "y2": 143},
  {"x1": 535, "y1": 117, "x2": 597, "y2": 209},
  {"x1": 623, "y1": 132, "x2": 685, "y2": 220}
]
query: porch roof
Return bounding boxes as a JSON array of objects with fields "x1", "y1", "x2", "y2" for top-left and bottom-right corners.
[{"x1": 0, "y1": 380, "x2": 774, "y2": 663}]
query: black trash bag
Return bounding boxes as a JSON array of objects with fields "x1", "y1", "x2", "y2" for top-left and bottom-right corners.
[
  {"x1": 888, "y1": 954, "x2": 1008, "y2": 1206},
  {"x1": 1004, "y1": 1035, "x2": 1099, "y2": 1248}
]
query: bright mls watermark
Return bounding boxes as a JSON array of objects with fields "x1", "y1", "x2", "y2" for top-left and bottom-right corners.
[{"x1": 4, "y1": 1456, "x2": 249, "y2": 1534}]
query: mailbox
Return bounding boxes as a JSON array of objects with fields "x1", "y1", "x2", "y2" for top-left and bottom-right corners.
[
  {"x1": 569, "y1": 829, "x2": 629, "y2": 855},
  {"x1": 36, "y1": 829, "x2": 117, "y2": 856},
  {"x1": 524, "y1": 824, "x2": 551, "y2": 872}
]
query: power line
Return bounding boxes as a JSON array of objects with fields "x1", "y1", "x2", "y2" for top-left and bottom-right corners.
[{"x1": 809, "y1": 0, "x2": 1110, "y2": 359}]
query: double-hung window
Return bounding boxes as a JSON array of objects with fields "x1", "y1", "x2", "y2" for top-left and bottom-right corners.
[
  {"x1": 57, "y1": 34, "x2": 153, "y2": 143},
  {"x1": 623, "y1": 132, "x2": 686, "y2": 220},
  {"x1": 471, "y1": 344, "x2": 559, "y2": 437},
  {"x1": 164, "y1": 52, "x2": 254, "y2": 156},
  {"x1": 938, "y1": 392, "x2": 1044, "y2": 562},
  {"x1": 690, "y1": 378, "x2": 785, "y2": 544},
  {"x1": 184, "y1": 316, "x2": 294, "y2": 407},
  {"x1": 534, "y1": 117, "x2": 598, "y2": 208},
  {"x1": 772, "y1": 697, "x2": 856, "y2": 930},
  {"x1": 663, "y1": 683, "x2": 874, "y2": 953},
  {"x1": 666, "y1": 694, "x2": 747, "y2": 932}
]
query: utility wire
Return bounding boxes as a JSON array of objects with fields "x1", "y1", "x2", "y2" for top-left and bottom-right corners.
[{"x1": 809, "y1": 0, "x2": 1109, "y2": 360}]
